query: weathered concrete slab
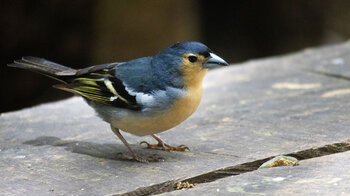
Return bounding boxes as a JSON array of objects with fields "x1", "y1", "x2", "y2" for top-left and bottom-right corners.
[
  {"x1": 1, "y1": 41, "x2": 350, "y2": 195},
  {"x1": 169, "y1": 151, "x2": 350, "y2": 195}
]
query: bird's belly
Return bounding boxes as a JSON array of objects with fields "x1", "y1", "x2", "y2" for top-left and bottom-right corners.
[{"x1": 112, "y1": 91, "x2": 202, "y2": 136}]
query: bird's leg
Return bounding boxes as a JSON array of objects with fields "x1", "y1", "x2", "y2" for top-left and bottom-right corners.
[
  {"x1": 110, "y1": 126, "x2": 148, "y2": 163},
  {"x1": 140, "y1": 134, "x2": 190, "y2": 152}
]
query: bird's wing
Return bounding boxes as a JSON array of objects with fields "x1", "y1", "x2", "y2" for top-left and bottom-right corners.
[
  {"x1": 74, "y1": 62, "x2": 119, "y2": 76},
  {"x1": 54, "y1": 65, "x2": 142, "y2": 111}
]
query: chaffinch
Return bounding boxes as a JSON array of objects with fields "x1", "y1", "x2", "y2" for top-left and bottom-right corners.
[{"x1": 8, "y1": 41, "x2": 228, "y2": 162}]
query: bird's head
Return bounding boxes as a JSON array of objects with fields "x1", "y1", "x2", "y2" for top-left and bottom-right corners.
[{"x1": 153, "y1": 41, "x2": 228, "y2": 88}]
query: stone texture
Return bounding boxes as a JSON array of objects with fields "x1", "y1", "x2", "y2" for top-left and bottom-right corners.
[
  {"x1": 1, "y1": 41, "x2": 350, "y2": 195},
  {"x1": 169, "y1": 151, "x2": 350, "y2": 196}
]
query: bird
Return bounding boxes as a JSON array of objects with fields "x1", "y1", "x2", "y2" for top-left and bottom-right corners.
[{"x1": 8, "y1": 41, "x2": 228, "y2": 162}]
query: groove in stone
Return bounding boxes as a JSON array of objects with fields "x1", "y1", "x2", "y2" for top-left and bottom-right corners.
[{"x1": 115, "y1": 140, "x2": 350, "y2": 196}]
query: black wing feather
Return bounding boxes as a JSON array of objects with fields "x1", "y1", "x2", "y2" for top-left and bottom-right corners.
[{"x1": 56, "y1": 66, "x2": 141, "y2": 111}]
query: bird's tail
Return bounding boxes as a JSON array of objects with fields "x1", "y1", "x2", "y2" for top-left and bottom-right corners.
[{"x1": 8, "y1": 56, "x2": 77, "y2": 83}]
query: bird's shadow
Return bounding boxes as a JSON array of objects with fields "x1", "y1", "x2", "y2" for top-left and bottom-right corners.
[{"x1": 23, "y1": 136, "x2": 166, "y2": 162}]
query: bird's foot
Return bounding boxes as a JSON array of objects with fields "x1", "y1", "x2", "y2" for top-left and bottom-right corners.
[
  {"x1": 111, "y1": 127, "x2": 165, "y2": 163},
  {"x1": 140, "y1": 134, "x2": 190, "y2": 152},
  {"x1": 140, "y1": 141, "x2": 190, "y2": 152}
]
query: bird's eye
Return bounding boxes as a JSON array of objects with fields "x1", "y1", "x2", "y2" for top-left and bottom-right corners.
[{"x1": 188, "y1": 55, "x2": 198, "y2": 63}]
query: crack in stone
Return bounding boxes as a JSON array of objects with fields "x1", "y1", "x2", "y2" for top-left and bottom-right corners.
[
  {"x1": 114, "y1": 180, "x2": 180, "y2": 196},
  {"x1": 201, "y1": 151, "x2": 240, "y2": 158},
  {"x1": 305, "y1": 69, "x2": 350, "y2": 82},
  {"x1": 114, "y1": 139, "x2": 350, "y2": 196}
]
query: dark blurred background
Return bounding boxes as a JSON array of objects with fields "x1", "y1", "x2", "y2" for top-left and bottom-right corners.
[{"x1": 1, "y1": 0, "x2": 350, "y2": 113}]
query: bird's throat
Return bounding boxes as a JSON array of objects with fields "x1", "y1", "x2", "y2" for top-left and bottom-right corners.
[{"x1": 183, "y1": 68, "x2": 208, "y2": 90}]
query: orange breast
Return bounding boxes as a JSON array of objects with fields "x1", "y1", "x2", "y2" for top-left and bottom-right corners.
[
  {"x1": 113, "y1": 85, "x2": 203, "y2": 136},
  {"x1": 113, "y1": 65, "x2": 208, "y2": 136},
  {"x1": 112, "y1": 64, "x2": 207, "y2": 136}
]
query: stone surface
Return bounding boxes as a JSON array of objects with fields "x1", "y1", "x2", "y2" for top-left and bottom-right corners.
[
  {"x1": 1, "y1": 42, "x2": 350, "y2": 195},
  {"x1": 169, "y1": 151, "x2": 350, "y2": 195}
]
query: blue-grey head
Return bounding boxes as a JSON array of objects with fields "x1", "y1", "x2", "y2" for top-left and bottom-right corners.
[
  {"x1": 155, "y1": 41, "x2": 228, "y2": 68},
  {"x1": 152, "y1": 41, "x2": 228, "y2": 88}
]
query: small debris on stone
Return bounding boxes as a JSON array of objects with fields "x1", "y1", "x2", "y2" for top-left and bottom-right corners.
[
  {"x1": 272, "y1": 177, "x2": 285, "y2": 182},
  {"x1": 14, "y1": 155, "x2": 26, "y2": 159},
  {"x1": 259, "y1": 155, "x2": 299, "y2": 169},
  {"x1": 331, "y1": 57, "x2": 345, "y2": 65},
  {"x1": 175, "y1": 181, "x2": 195, "y2": 190}
]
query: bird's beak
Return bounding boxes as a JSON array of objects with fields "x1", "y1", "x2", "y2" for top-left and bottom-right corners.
[{"x1": 203, "y1": 53, "x2": 228, "y2": 68}]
